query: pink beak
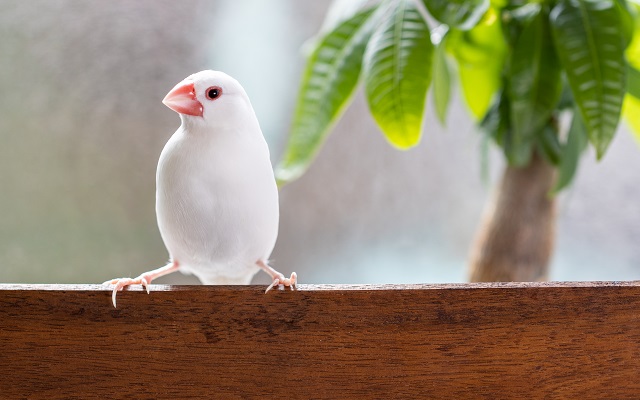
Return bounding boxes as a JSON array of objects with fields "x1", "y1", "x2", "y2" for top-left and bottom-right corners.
[{"x1": 162, "y1": 80, "x2": 203, "y2": 117}]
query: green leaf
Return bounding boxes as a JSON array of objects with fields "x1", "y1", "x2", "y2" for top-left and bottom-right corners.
[
  {"x1": 422, "y1": 0, "x2": 490, "y2": 30},
  {"x1": 302, "y1": 0, "x2": 371, "y2": 56},
  {"x1": 508, "y1": 5, "x2": 562, "y2": 146},
  {"x1": 557, "y1": 81, "x2": 575, "y2": 110},
  {"x1": 627, "y1": 64, "x2": 640, "y2": 98},
  {"x1": 319, "y1": 0, "x2": 371, "y2": 33},
  {"x1": 363, "y1": 0, "x2": 434, "y2": 149},
  {"x1": 480, "y1": 89, "x2": 532, "y2": 166},
  {"x1": 276, "y1": 7, "x2": 377, "y2": 185},
  {"x1": 624, "y1": 2, "x2": 640, "y2": 142},
  {"x1": 449, "y1": 8, "x2": 507, "y2": 119},
  {"x1": 537, "y1": 124, "x2": 562, "y2": 166},
  {"x1": 627, "y1": 2, "x2": 640, "y2": 70},
  {"x1": 502, "y1": 3, "x2": 545, "y2": 47},
  {"x1": 432, "y1": 27, "x2": 452, "y2": 125},
  {"x1": 622, "y1": 94, "x2": 640, "y2": 142},
  {"x1": 551, "y1": 111, "x2": 588, "y2": 194},
  {"x1": 614, "y1": 0, "x2": 636, "y2": 47},
  {"x1": 479, "y1": 89, "x2": 508, "y2": 144},
  {"x1": 491, "y1": 0, "x2": 508, "y2": 8},
  {"x1": 550, "y1": 0, "x2": 626, "y2": 159}
]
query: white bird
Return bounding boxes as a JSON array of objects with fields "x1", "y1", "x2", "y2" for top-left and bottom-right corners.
[{"x1": 104, "y1": 70, "x2": 296, "y2": 307}]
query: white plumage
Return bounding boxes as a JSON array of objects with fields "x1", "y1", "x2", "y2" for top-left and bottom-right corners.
[{"x1": 104, "y1": 70, "x2": 296, "y2": 307}]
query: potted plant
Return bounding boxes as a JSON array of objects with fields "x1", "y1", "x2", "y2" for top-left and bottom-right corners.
[{"x1": 276, "y1": 0, "x2": 640, "y2": 282}]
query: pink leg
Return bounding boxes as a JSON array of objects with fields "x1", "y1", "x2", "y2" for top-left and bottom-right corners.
[
  {"x1": 103, "y1": 261, "x2": 180, "y2": 308},
  {"x1": 257, "y1": 260, "x2": 297, "y2": 293}
]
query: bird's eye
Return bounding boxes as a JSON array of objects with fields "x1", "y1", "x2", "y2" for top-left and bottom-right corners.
[{"x1": 205, "y1": 86, "x2": 222, "y2": 100}]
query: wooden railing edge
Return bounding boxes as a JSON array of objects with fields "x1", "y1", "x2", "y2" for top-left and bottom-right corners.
[{"x1": 2, "y1": 280, "x2": 640, "y2": 292}]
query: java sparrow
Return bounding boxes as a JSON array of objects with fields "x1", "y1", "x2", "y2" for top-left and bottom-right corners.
[{"x1": 104, "y1": 70, "x2": 296, "y2": 307}]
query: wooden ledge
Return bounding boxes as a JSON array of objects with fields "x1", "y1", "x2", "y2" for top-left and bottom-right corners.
[
  {"x1": 2, "y1": 282, "x2": 640, "y2": 398},
  {"x1": 3, "y1": 280, "x2": 640, "y2": 291}
]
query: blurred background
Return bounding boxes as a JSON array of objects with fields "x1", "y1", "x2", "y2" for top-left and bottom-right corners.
[{"x1": 0, "y1": 0, "x2": 638, "y2": 285}]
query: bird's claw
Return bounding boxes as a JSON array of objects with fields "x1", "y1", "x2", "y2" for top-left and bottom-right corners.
[
  {"x1": 102, "y1": 275, "x2": 152, "y2": 308},
  {"x1": 265, "y1": 272, "x2": 297, "y2": 293}
]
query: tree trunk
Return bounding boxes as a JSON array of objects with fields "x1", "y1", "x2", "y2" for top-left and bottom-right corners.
[{"x1": 468, "y1": 152, "x2": 557, "y2": 282}]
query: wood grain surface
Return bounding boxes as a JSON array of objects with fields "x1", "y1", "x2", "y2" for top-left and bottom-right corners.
[{"x1": 1, "y1": 282, "x2": 640, "y2": 399}]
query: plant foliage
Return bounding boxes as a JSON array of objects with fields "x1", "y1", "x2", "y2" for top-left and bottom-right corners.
[
  {"x1": 363, "y1": 0, "x2": 434, "y2": 149},
  {"x1": 277, "y1": 0, "x2": 639, "y2": 188}
]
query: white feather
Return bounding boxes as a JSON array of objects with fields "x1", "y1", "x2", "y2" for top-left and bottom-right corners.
[{"x1": 156, "y1": 70, "x2": 279, "y2": 284}]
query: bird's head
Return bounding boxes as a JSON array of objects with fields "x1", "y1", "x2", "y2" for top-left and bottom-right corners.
[{"x1": 162, "y1": 70, "x2": 252, "y2": 127}]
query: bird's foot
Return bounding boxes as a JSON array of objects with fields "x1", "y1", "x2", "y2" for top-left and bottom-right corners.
[
  {"x1": 102, "y1": 262, "x2": 180, "y2": 308},
  {"x1": 265, "y1": 271, "x2": 297, "y2": 293},
  {"x1": 103, "y1": 274, "x2": 153, "y2": 308}
]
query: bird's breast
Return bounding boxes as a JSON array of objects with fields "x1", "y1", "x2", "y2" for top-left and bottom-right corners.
[{"x1": 155, "y1": 129, "x2": 279, "y2": 271}]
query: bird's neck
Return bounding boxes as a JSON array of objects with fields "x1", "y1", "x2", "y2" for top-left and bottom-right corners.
[{"x1": 179, "y1": 112, "x2": 263, "y2": 143}]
